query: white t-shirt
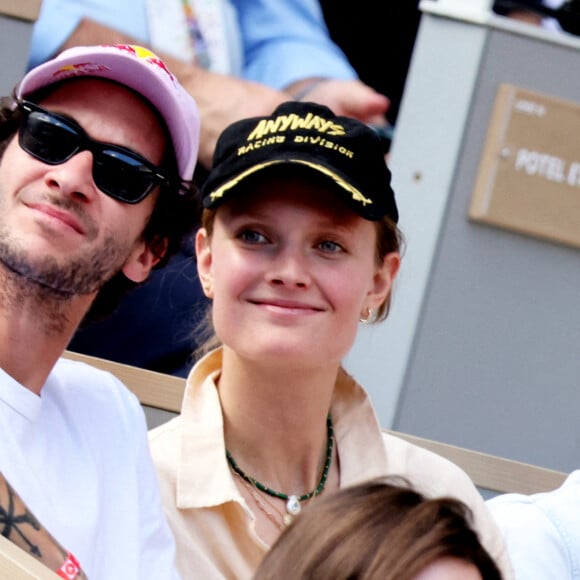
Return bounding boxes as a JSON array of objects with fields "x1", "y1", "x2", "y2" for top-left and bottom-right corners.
[{"x1": 0, "y1": 357, "x2": 179, "y2": 580}]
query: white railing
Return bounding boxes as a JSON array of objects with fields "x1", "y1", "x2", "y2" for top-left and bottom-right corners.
[{"x1": 419, "y1": 0, "x2": 494, "y2": 23}]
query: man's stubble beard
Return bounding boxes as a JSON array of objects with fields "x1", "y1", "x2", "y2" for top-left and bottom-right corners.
[
  {"x1": 0, "y1": 224, "x2": 138, "y2": 334},
  {"x1": 0, "y1": 211, "x2": 137, "y2": 301},
  {"x1": 0, "y1": 188, "x2": 138, "y2": 296},
  {"x1": 0, "y1": 232, "x2": 133, "y2": 294}
]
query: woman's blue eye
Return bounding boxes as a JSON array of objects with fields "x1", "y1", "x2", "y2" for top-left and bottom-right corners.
[
  {"x1": 318, "y1": 240, "x2": 343, "y2": 253},
  {"x1": 240, "y1": 229, "x2": 267, "y2": 244}
]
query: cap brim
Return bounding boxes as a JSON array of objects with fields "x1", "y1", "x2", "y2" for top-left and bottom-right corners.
[{"x1": 204, "y1": 158, "x2": 383, "y2": 220}]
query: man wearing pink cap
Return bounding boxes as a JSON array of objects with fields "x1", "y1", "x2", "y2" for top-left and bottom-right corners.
[{"x1": 0, "y1": 44, "x2": 201, "y2": 579}]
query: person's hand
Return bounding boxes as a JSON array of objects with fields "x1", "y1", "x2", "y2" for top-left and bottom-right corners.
[
  {"x1": 180, "y1": 68, "x2": 289, "y2": 168},
  {"x1": 288, "y1": 78, "x2": 390, "y2": 126}
]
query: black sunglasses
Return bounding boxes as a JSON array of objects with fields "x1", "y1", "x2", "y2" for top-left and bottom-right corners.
[{"x1": 17, "y1": 100, "x2": 169, "y2": 204}]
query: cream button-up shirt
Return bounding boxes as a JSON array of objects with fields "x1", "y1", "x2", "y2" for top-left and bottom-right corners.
[{"x1": 149, "y1": 348, "x2": 513, "y2": 580}]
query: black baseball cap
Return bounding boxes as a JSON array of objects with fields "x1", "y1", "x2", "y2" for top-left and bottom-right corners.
[{"x1": 201, "y1": 101, "x2": 398, "y2": 222}]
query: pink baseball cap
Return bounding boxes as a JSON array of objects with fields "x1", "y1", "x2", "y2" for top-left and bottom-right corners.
[{"x1": 16, "y1": 44, "x2": 200, "y2": 182}]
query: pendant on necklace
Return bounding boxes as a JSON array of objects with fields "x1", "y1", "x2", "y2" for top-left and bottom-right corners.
[{"x1": 286, "y1": 495, "x2": 301, "y2": 517}]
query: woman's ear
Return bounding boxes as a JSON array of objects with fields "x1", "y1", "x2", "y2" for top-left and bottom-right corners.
[
  {"x1": 121, "y1": 237, "x2": 167, "y2": 283},
  {"x1": 367, "y1": 251, "x2": 401, "y2": 310},
  {"x1": 196, "y1": 228, "x2": 214, "y2": 298}
]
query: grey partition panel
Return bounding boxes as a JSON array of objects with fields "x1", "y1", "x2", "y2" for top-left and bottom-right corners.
[
  {"x1": 394, "y1": 25, "x2": 580, "y2": 473},
  {"x1": 0, "y1": 14, "x2": 35, "y2": 95},
  {"x1": 345, "y1": 12, "x2": 491, "y2": 430}
]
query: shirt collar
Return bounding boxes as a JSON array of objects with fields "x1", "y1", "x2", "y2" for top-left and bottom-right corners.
[{"x1": 175, "y1": 347, "x2": 388, "y2": 508}]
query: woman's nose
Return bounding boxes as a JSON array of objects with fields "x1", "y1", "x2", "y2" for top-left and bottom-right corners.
[{"x1": 268, "y1": 248, "x2": 311, "y2": 288}]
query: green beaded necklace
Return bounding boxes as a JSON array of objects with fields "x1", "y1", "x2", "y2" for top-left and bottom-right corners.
[{"x1": 226, "y1": 415, "x2": 334, "y2": 521}]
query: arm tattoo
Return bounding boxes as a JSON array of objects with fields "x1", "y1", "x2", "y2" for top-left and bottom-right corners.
[
  {"x1": 0, "y1": 474, "x2": 88, "y2": 578},
  {"x1": 0, "y1": 480, "x2": 45, "y2": 557}
]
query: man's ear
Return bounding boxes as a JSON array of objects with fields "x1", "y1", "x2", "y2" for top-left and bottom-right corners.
[
  {"x1": 196, "y1": 228, "x2": 213, "y2": 298},
  {"x1": 122, "y1": 237, "x2": 167, "y2": 283}
]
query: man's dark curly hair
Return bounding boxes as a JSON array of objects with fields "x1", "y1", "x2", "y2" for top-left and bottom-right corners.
[{"x1": 0, "y1": 93, "x2": 201, "y2": 324}]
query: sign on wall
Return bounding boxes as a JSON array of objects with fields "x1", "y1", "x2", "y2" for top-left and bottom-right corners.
[{"x1": 469, "y1": 83, "x2": 580, "y2": 249}]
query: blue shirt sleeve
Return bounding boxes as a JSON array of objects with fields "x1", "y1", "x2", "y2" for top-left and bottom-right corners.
[
  {"x1": 232, "y1": 0, "x2": 358, "y2": 88},
  {"x1": 28, "y1": 0, "x2": 150, "y2": 69},
  {"x1": 29, "y1": 0, "x2": 357, "y2": 86},
  {"x1": 487, "y1": 472, "x2": 580, "y2": 579}
]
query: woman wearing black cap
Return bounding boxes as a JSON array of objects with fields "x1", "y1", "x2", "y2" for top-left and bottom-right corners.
[{"x1": 149, "y1": 101, "x2": 513, "y2": 580}]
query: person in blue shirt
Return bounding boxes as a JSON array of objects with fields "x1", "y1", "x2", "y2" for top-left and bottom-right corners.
[
  {"x1": 29, "y1": 0, "x2": 390, "y2": 377},
  {"x1": 487, "y1": 470, "x2": 580, "y2": 579},
  {"x1": 30, "y1": 0, "x2": 390, "y2": 171}
]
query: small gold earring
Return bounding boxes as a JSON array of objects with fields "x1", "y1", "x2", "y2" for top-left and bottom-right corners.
[{"x1": 359, "y1": 307, "x2": 373, "y2": 323}]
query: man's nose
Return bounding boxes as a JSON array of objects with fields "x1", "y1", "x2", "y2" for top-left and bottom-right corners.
[{"x1": 42, "y1": 151, "x2": 98, "y2": 202}]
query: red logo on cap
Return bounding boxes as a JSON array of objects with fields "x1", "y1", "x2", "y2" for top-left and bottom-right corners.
[
  {"x1": 112, "y1": 44, "x2": 175, "y2": 82},
  {"x1": 114, "y1": 44, "x2": 137, "y2": 56},
  {"x1": 50, "y1": 63, "x2": 111, "y2": 81}
]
